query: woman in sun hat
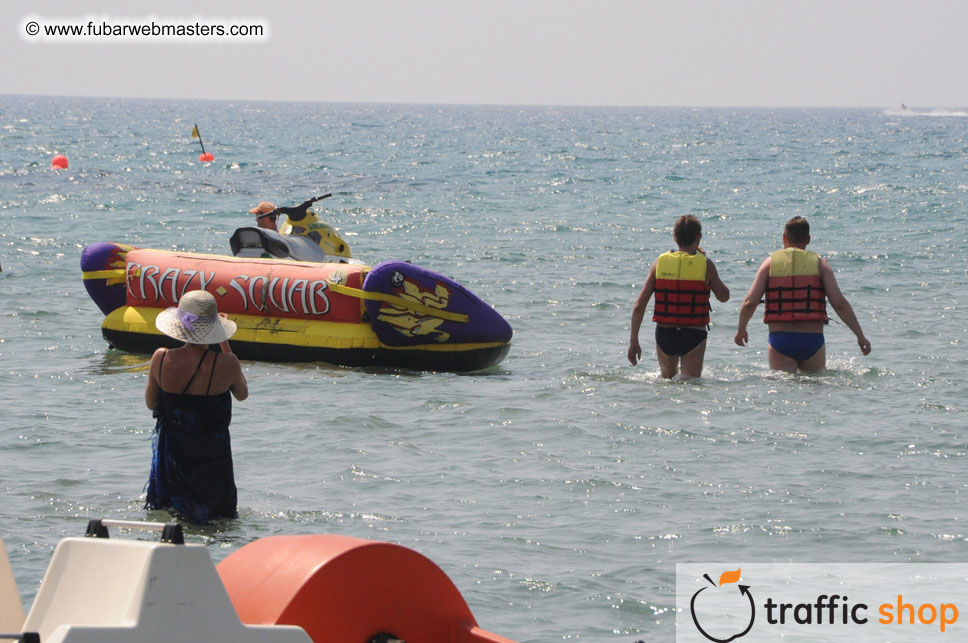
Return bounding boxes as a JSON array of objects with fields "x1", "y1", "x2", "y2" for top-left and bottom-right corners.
[{"x1": 144, "y1": 289, "x2": 248, "y2": 524}]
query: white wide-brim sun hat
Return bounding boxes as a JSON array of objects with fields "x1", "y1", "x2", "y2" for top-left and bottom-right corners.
[{"x1": 155, "y1": 290, "x2": 237, "y2": 345}]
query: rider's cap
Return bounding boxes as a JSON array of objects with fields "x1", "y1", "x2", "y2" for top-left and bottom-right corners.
[{"x1": 249, "y1": 201, "x2": 277, "y2": 215}]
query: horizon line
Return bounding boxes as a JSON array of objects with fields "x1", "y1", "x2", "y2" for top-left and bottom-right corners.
[{"x1": 0, "y1": 91, "x2": 944, "y2": 112}]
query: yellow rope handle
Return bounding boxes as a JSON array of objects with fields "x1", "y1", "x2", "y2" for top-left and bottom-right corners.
[
  {"x1": 327, "y1": 282, "x2": 468, "y2": 323},
  {"x1": 82, "y1": 268, "x2": 127, "y2": 280}
]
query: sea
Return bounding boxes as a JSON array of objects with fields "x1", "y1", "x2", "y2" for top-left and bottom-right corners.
[{"x1": 1, "y1": 96, "x2": 966, "y2": 642}]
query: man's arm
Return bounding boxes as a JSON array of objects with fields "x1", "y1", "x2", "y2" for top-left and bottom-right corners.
[
  {"x1": 820, "y1": 258, "x2": 871, "y2": 355},
  {"x1": 735, "y1": 259, "x2": 770, "y2": 346},
  {"x1": 628, "y1": 262, "x2": 657, "y2": 365},
  {"x1": 276, "y1": 194, "x2": 332, "y2": 221},
  {"x1": 706, "y1": 259, "x2": 730, "y2": 303}
]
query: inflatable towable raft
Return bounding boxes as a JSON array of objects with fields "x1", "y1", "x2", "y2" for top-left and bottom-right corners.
[
  {"x1": 0, "y1": 518, "x2": 517, "y2": 643},
  {"x1": 81, "y1": 229, "x2": 512, "y2": 372}
]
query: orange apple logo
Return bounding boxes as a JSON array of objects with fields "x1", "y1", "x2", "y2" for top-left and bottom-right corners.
[{"x1": 689, "y1": 568, "x2": 755, "y2": 642}]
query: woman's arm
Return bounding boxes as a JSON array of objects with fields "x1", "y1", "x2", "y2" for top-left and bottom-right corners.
[
  {"x1": 218, "y1": 338, "x2": 249, "y2": 401},
  {"x1": 144, "y1": 347, "x2": 166, "y2": 410}
]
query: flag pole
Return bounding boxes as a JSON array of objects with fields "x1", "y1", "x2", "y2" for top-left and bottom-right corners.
[
  {"x1": 192, "y1": 123, "x2": 207, "y2": 155},
  {"x1": 192, "y1": 123, "x2": 214, "y2": 162}
]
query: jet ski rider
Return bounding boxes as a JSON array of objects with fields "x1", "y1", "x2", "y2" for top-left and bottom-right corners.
[{"x1": 248, "y1": 194, "x2": 351, "y2": 258}]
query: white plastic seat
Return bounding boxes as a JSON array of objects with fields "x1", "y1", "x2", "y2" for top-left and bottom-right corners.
[
  {"x1": 21, "y1": 537, "x2": 310, "y2": 643},
  {"x1": 0, "y1": 538, "x2": 25, "y2": 634}
]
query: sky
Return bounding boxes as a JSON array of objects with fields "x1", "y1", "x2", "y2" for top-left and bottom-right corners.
[{"x1": 4, "y1": 0, "x2": 967, "y2": 108}]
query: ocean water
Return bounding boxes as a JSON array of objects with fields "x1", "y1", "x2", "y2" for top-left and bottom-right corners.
[{"x1": 1, "y1": 96, "x2": 967, "y2": 641}]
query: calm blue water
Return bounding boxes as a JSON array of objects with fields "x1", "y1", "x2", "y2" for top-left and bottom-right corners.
[{"x1": 1, "y1": 96, "x2": 967, "y2": 642}]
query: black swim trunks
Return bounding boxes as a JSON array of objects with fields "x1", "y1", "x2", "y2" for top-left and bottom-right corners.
[{"x1": 654, "y1": 326, "x2": 708, "y2": 357}]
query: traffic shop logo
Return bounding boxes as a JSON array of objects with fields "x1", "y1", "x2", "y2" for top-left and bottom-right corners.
[
  {"x1": 689, "y1": 568, "x2": 755, "y2": 642},
  {"x1": 683, "y1": 565, "x2": 962, "y2": 640}
]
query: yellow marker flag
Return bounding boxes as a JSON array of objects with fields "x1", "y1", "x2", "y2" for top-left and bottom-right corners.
[
  {"x1": 191, "y1": 125, "x2": 200, "y2": 138},
  {"x1": 719, "y1": 569, "x2": 742, "y2": 586}
]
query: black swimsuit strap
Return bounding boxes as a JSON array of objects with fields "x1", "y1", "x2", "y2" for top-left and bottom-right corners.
[
  {"x1": 206, "y1": 352, "x2": 219, "y2": 395},
  {"x1": 156, "y1": 350, "x2": 167, "y2": 393},
  {"x1": 181, "y1": 350, "x2": 211, "y2": 395}
]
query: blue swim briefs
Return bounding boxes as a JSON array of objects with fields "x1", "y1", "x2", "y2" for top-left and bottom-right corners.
[{"x1": 768, "y1": 331, "x2": 825, "y2": 362}]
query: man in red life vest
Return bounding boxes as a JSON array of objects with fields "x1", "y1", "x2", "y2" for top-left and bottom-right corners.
[
  {"x1": 734, "y1": 216, "x2": 871, "y2": 373},
  {"x1": 627, "y1": 215, "x2": 730, "y2": 379}
]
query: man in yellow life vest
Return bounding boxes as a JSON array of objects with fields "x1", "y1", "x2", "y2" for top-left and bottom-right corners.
[
  {"x1": 734, "y1": 216, "x2": 871, "y2": 373},
  {"x1": 627, "y1": 215, "x2": 730, "y2": 379}
]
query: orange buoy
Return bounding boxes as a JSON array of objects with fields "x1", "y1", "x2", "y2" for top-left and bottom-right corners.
[
  {"x1": 199, "y1": 152, "x2": 215, "y2": 162},
  {"x1": 51, "y1": 155, "x2": 69, "y2": 169}
]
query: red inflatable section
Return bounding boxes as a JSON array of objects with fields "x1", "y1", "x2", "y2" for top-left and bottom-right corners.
[
  {"x1": 217, "y1": 535, "x2": 517, "y2": 643},
  {"x1": 123, "y1": 249, "x2": 367, "y2": 324}
]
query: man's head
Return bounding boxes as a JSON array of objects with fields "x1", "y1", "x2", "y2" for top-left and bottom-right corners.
[
  {"x1": 783, "y1": 216, "x2": 811, "y2": 246},
  {"x1": 673, "y1": 215, "x2": 702, "y2": 248},
  {"x1": 249, "y1": 201, "x2": 278, "y2": 231}
]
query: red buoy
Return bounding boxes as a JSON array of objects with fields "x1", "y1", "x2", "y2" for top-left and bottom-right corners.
[
  {"x1": 199, "y1": 152, "x2": 215, "y2": 162},
  {"x1": 51, "y1": 155, "x2": 69, "y2": 169}
]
